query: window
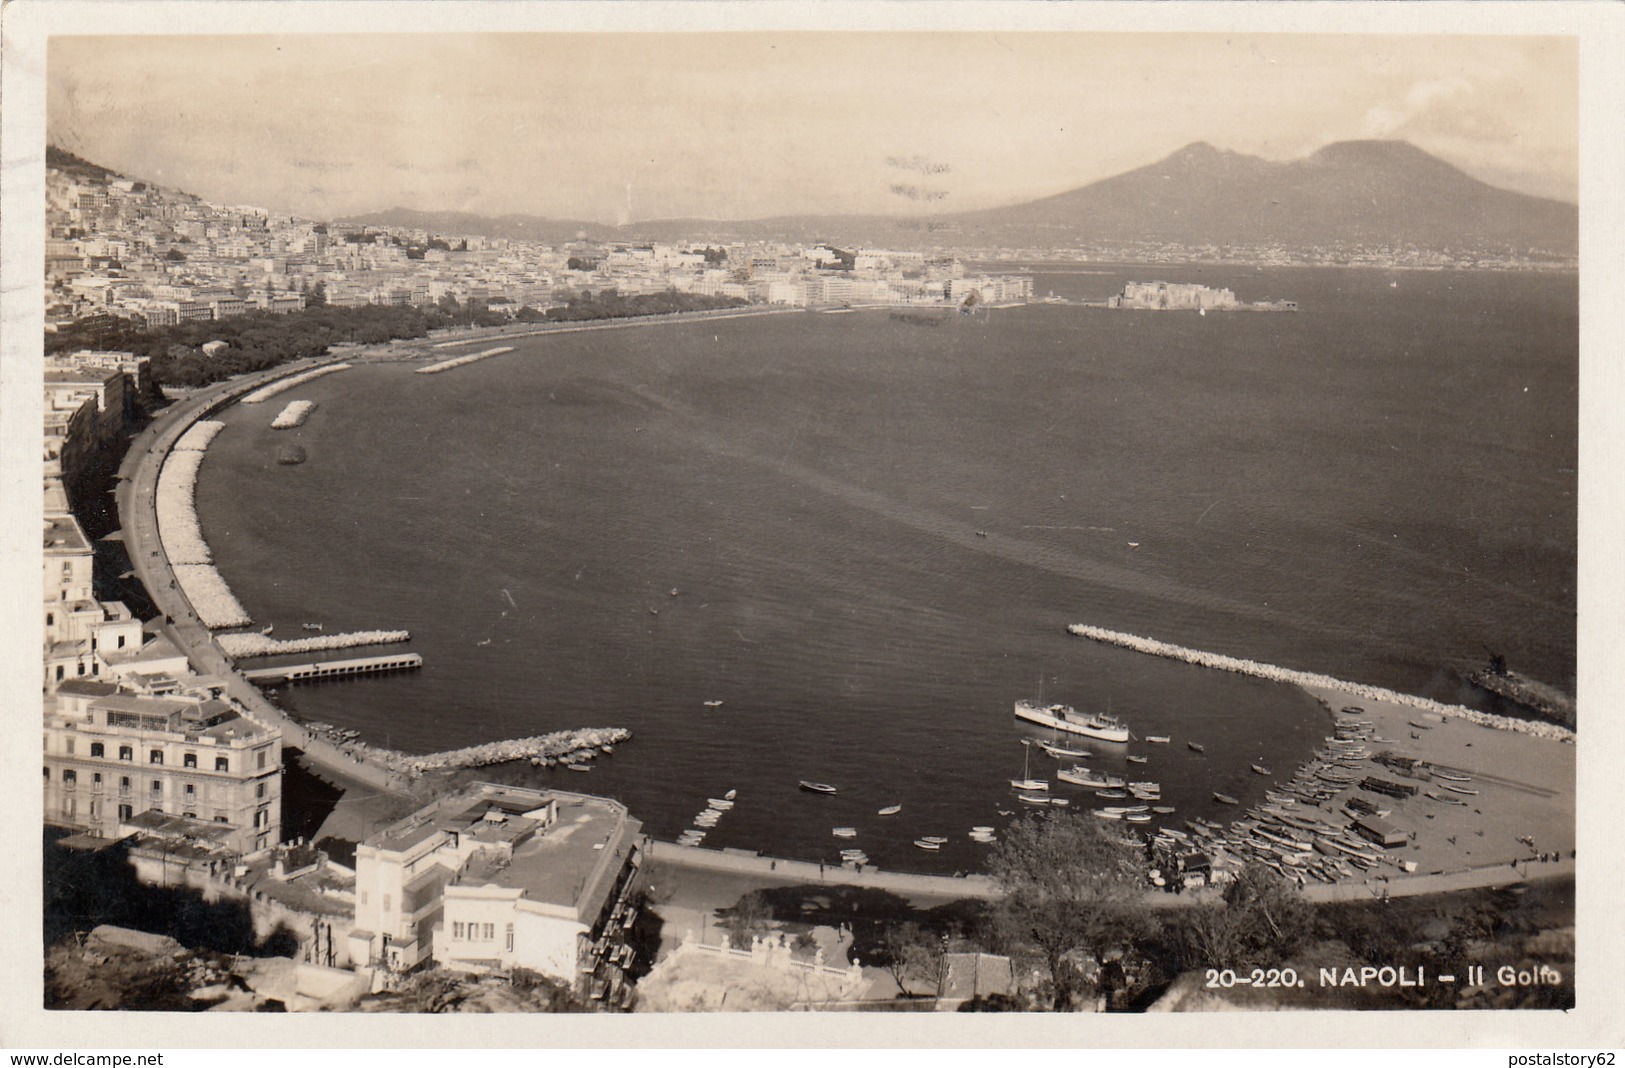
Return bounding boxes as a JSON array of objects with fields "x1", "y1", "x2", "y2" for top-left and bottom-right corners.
[
  {"x1": 63, "y1": 769, "x2": 76, "y2": 784},
  {"x1": 66, "y1": 738, "x2": 75, "y2": 755},
  {"x1": 76, "y1": 663, "x2": 85, "y2": 676},
  {"x1": 483, "y1": 923, "x2": 494, "y2": 941},
  {"x1": 505, "y1": 924, "x2": 514, "y2": 952},
  {"x1": 56, "y1": 666, "x2": 64, "y2": 682},
  {"x1": 214, "y1": 816, "x2": 229, "y2": 824},
  {"x1": 256, "y1": 750, "x2": 267, "y2": 770},
  {"x1": 46, "y1": 612, "x2": 54, "y2": 627},
  {"x1": 117, "y1": 634, "x2": 126, "y2": 649},
  {"x1": 214, "y1": 756, "x2": 228, "y2": 772},
  {"x1": 117, "y1": 804, "x2": 132, "y2": 820},
  {"x1": 119, "y1": 776, "x2": 130, "y2": 792},
  {"x1": 119, "y1": 746, "x2": 132, "y2": 761},
  {"x1": 256, "y1": 783, "x2": 266, "y2": 799},
  {"x1": 43, "y1": 766, "x2": 49, "y2": 780},
  {"x1": 184, "y1": 812, "x2": 196, "y2": 820},
  {"x1": 93, "y1": 772, "x2": 102, "y2": 785},
  {"x1": 149, "y1": 749, "x2": 163, "y2": 765},
  {"x1": 90, "y1": 743, "x2": 104, "y2": 758},
  {"x1": 184, "y1": 784, "x2": 195, "y2": 797},
  {"x1": 183, "y1": 753, "x2": 197, "y2": 769},
  {"x1": 452, "y1": 921, "x2": 465, "y2": 940},
  {"x1": 150, "y1": 779, "x2": 162, "y2": 794}
]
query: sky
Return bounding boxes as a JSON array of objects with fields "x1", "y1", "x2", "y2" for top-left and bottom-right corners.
[{"x1": 47, "y1": 32, "x2": 1578, "y2": 225}]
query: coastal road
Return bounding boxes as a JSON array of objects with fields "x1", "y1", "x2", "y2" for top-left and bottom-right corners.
[{"x1": 115, "y1": 356, "x2": 407, "y2": 797}]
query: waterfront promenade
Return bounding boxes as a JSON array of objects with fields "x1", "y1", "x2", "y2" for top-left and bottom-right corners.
[{"x1": 115, "y1": 354, "x2": 408, "y2": 796}]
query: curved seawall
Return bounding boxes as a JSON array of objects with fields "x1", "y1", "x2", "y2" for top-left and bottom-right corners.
[{"x1": 117, "y1": 355, "x2": 409, "y2": 795}]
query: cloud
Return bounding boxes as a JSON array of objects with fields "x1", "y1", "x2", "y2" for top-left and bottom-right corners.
[{"x1": 1361, "y1": 77, "x2": 1473, "y2": 138}]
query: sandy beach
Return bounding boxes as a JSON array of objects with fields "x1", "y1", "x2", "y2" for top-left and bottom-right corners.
[{"x1": 1292, "y1": 683, "x2": 1575, "y2": 876}]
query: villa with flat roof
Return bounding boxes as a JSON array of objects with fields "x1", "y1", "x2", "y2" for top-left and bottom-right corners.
[{"x1": 350, "y1": 782, "x2": 644, "y2": 1007}]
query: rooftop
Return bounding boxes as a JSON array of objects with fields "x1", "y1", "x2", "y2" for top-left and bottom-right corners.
[{"x1": 44, "y1": 515, "x2": 90, "y2": 553}]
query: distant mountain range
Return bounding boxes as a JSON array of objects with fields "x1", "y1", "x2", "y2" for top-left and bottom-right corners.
[{"x1": 344, "y1": 141, "x2": 1575, "y2": 257}]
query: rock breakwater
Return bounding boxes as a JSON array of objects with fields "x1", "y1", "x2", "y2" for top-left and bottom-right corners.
[
  {"x1": 1067, "y1": 623, "x2": 1575, "y2": 742},
  {"x1": 270, "y1": 400, "x2": 317, "y2": 429},
  {"x1": 242, "y1": 364, "x2": 351, "y2": 404},
  {"x1": 415, "y1": 346, "x2": 515, "y2": 375},
  {"x1": 387, "y1": 727, "x2": 633, "y2": 774},
  {"x1": 217, "y1": 629, "x2": 411, "y2": 658}
]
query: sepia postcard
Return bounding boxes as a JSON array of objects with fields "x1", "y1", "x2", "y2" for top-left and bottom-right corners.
[{"x1": 2, "y1": 0, "x2": 1621, "y2": 1053}]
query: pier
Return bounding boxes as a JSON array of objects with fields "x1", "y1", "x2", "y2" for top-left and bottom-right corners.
[{"x1": 242, "y1": 652, "x2": 423, "y2": 684}]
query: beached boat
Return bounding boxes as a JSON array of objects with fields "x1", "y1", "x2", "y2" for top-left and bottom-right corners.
[
  {"x1": 1440, "y1": 782, "x2": 1479, "y2": 796},
  {"x1": 1146, "y1": 735, "x2": 1171, "y2": 744},
  {"x1": 1432, "y1": 770, "x2": 1472, "y2": 782},
  {"x1": 877, "y1": 804, "x2": 902, "y2": 816},
  {"x1": 1213, "y1": 792, "x2": 1239, "y2": 805},
  {"x1": 1188, "y1": 742, "x2": 1205, "y2": 753},
  {"x1": 1013, "y1": 699, "x2": 1130, "y2": 743},
  {"x1": 1425, "y1": 791, "x2": 1468, "y2": 806},
  {"x1": 799, "y1": 781, "x2": 838, "y2": 795}
]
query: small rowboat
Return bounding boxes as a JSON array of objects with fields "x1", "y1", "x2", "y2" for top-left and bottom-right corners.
[
  {"x1": 1126, "y1": 813, "x2": 1152, "y2": 823},
  {"x1": 1039, "y1": 741, "x2": 1089, "y2": 758},
  {"x1": 1188, "y1": 742, "x2": 1206, "y2": 753},
  {"x1": 1252, "y1": 764, "x2": 1272, "y2": 776},
  {"x1": 832, "y1": 827, "x2": 858, "y2": 838},
  {"x1": 913, "y1": 839, "x2": 941, "y2": 851},
  {"x1": 1146, "y1": 735, "x2": 1171, "y2": 744},
  {"x1": 1093, "y1": 810, "x2": 1123, "y2": 820},
  {"x1": 799, "y1": 781, "x2": 838, "y2": 795},
  {"x1": 1151, "y1": 805, "x2": 1177, "y2": 815},
  {"x1": 708, "y1": 798, "x2": 734, "y2": 810},
  {"x1": 1127, "y1": 755, "x2": 1149, "y2": 764},
  {"x1": 921, "y1": 836, "x2": 949, "y2": 844},
  {"x1": 703, "y1": 700, "x2": 724, "y2": 708},
  {"x1": 1213, "y1": 792, "x2": 1239, "y2": 804},
  {"x1": 1050, "y1": 797, "x2": 1071, "y2": 807},
  {"x1": 564, "y1": 763, "x2": 591, "y2": 772},
  {"x1": 724, "y1": 789, "x2": 737, "y2": 800},
  {"x1": 1440, "y1": 782, "x2": 1479, "y2": 796},
  {"x1": 1017, "y1": 794, "x2": 1052, "y2": 805},
  {"x1": 1433, "y1": 770, "x2": 1472, "y2": 782},
  {"x1": 878, "y1": 804, "x2": 902, "y2": 816}
]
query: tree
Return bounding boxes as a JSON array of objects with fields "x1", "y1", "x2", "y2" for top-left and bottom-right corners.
[
  {"x1": 987, "y1": 813, "x2": 1152, "y2": 1011},
  {"x1": 1177, "y1": 862, "x2": 1317, "y2": 972},
  {"x1": 307, "y1": 281, "x2": 327, "y2": 308},
  {"x1": 719, "y1": 890, "x2": 774, "y2": 945},
  {"x1": 876, "y1": 922, "x2": 944, "y2": 998}
]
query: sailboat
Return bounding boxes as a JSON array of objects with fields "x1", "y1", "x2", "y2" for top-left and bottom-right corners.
[{"x1": 1009, "y1": 740, "x2": 1049, "y2": 791}]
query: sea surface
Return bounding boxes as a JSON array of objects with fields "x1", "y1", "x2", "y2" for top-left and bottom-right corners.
[{"x1": 194, "y1": 265, "x2": 1577, "y2": 872}]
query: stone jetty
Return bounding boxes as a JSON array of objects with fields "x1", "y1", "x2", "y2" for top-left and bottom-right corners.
[
  {"x1": 1067, "y1": 623, "x2": 1575, "y2": 742},
  {"x1": 217, "y1": 629, "x2": 410, "y2": 659},
  {"x1": 241, "y1": 363, "x2": 351, "y2": 403},
  {"x1": 270, "y1": 400, "x2": 316, "y2": 428},
  {"x1": 386, "y1": 726, "x2": 633, "y2": 774},
  {"x1": 415, "y1": 346, "x2": 515, "y2": 375}
]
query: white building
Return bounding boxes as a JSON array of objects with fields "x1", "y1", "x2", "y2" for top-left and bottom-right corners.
[{"x1": 351, "y1": 782, "x2": 643, "y2": 1005}]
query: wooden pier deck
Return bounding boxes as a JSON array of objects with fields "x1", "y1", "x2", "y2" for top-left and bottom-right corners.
[{"x1": 242, "y1": 652, "x2": 423, "y2": 683}]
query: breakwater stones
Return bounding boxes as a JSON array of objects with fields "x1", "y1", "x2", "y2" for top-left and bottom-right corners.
[
  {"x1": 270, "y1": 400, "x2": 317, "y2": 429},
  {"x1": 415, "y1": 346, "x2": 515, "y2": 375},
  {"x1": 217, "y1": 629, "x2": 411, "y2": 659},
  {"x1": 174, "y1": 419, "x2": 225, "y2": 451},
  {"x1": 396, "y1": 727, "x2": 633, "y2": 774},
  {"x1": 1067, "y1": 623, "x2": 1576, "y2": 743},
  {"x1": 174, "y1": 564, "x2": 252, "y2": 629},
  {"x1": 241, "y1": 364, "x2": 351, "y2": 404}
]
